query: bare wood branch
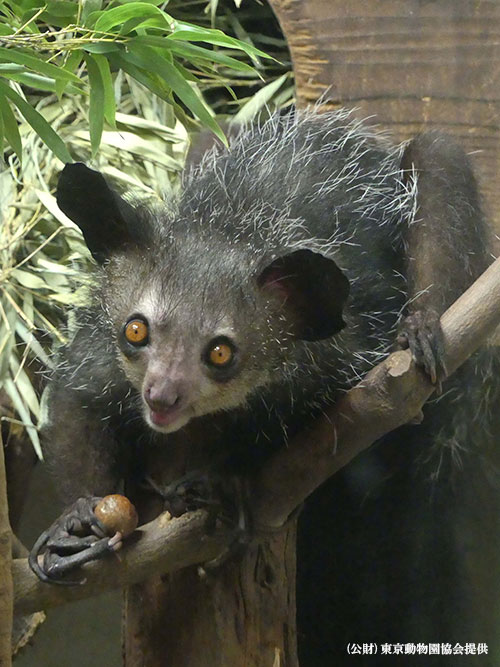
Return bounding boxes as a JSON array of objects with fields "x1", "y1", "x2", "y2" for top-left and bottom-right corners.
[
  {"x1": 12, "y1": 256, "x2": 500, "y2": 617},
  {"x1": 0, "y1": 436, "x2": 13, "y2": 665},
  {"x1": 8, "y1": 535, "x2": 46, "y2": 657},
  {"x1": 14, "y1": 510, "x2": 231, "y2": 616}
]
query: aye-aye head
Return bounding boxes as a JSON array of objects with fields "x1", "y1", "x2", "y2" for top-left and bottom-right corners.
[{"x1": 57, "y1": 163, "x2": 349, "y2": 434}]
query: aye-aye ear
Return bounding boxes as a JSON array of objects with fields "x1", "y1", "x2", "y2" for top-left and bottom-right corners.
[
  {"x1": 257, "y1": 249, "x2": 350, "y2": 341},
  {"x1": 57, "y1": 163, "x2": 136, "y2": 264}
]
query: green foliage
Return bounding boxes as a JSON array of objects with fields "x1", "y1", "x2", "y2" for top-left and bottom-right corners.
[
  {"x1": 0, "y1": 0, "x2": 275, "y2": 159},
  {"x1": 0, "y1": 0, "x2": 292, "y2": 454}
]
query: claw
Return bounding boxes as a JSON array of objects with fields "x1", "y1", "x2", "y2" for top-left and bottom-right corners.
[
  {"x1": 28, "y1": 495, "x2": 116, "y2": 585},
  {"x1": 142, "y1": 471, "x2": 224, "y2": 517},
  {"x1": 397, "y1": 308, "x2": 447, "y2": 387},
  {"x1": 143, "y1": 471, "x2": 251, "y2": 570},
  {"x1": 42, "y1": 536, "x2": 115, "y2": 582},
  {"x1": 28, "y1": 530, "x2": 57, "y2": 584}
]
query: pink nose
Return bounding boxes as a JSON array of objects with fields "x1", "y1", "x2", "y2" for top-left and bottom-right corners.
[{"x1": 144, "y1": 383, "x2": 181, "y2": 412}]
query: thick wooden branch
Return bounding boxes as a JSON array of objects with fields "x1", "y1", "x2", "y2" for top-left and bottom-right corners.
[
  {"x1": 0, "y1": 437, "x2": 13, "y2": 665},
  {"x1": 14, "y1": 509, "x2": 232, "y2": 615},
  {"x1": 13, "y1": 256, "x2": 500, "y2": 617}
]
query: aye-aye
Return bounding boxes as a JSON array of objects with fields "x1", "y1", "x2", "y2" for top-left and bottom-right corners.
[{"x1": 31, "y1": 109, "x2": 500, "y2": 663}]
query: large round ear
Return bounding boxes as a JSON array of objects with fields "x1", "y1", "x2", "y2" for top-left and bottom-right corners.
[
  {"x1": 257, "y1": 249, "x2": 350, "y2": 341},
  {"x1": 56, "y1": 163, "x2": 137, "y2": 264}
]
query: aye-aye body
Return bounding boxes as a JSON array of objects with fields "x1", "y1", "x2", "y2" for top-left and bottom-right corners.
[{"x1": 35, "y1": 109, "x2": 500, "y2": 663}]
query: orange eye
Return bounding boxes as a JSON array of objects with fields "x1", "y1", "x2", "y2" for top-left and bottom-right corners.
[
  {"x1": 208, "y1": 342, "x2": 234, "y2": 367},
  {"x1": 124, "y1": 319, "x2": 149, "y2": 346}
]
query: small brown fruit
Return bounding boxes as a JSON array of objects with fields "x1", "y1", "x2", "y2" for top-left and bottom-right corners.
[{"x1": 94, "y1": 495, "x2": 138, "y2": 537}]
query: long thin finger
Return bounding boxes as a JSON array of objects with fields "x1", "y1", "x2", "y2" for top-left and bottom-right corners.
[
  {"x1": 418, "y1": 333, "x2": 437, "y2": 384},
  {"x1": 44, "y1": 537, "x2": 113, "y2": 579},
  {"x1": 28, "y1": 531, "x2": 52, "y2": 583},
  {"x1": 46, "y1": 534, "x2": 100, "y2": 554}
]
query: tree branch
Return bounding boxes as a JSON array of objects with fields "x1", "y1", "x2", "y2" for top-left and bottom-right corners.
[
  {"x1": 13, "y1": 256, "x2": 500, "y2": 617},
  {"x1": 14, "y1": 509, "x2": 232, "y2": 615},
  {"x1": 0, "y1": 435, "x2": 13, "y2": 665}
]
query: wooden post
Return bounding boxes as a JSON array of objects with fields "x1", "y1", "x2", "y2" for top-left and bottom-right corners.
[
  {"x1": 268, "y1": 0, "x2": 500, "y2": 232},
  {"x1": 0, "y1": 436, "x2": 13, "y2": 666},
  {"x1": 122, "y1": 435, "x2": 299, "y2": 667},
  {"x1": 123, "y1": 528, "x2": 297, "y2": 666}
]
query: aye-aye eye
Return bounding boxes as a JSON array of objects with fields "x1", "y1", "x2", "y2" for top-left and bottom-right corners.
[
  {"x1": 205, "y1": 338, "x2": 236, "y2": 369},
  {"x1": 123, "y1": 318, "x2": 149, "y2": 347}
]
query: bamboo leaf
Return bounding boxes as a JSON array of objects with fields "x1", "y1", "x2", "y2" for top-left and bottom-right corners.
[
  {"x1": 84, "y1": 53, "x2": 105, "y2": 156},
  {"x1": 0, "y1": 98, "x2": 4, "y2": 157},
  {"x1": 81, "y1": 0, "x2": 102, "y2": 24},
  {"x1": 74, "y1": 129, "x2": 183, "y2": 171},
  {"x1": 0, "y1": 332, "x2": 13, "y2": 381},
  {"x1": 44, "y1": 1, "x2": 78, "y2": 19},
  {"x1": 3, "y1": 70, "x2": 61, "y2": 93},
  {"x1": 0, "y1": 79, "x2": 73, "y2": 163},
  {"x1": 91, "y1": 3, "x2": 172, "y2": 33},
  {"x1": 35, "y1": 189, "x2": 80, "y2": 230},
  {"x1": 0, "y1": 307, "x2": 15, "y2": 379},
  {"x1": 9, "y1": 358, "x2": 40, "y2": 419},
  {"x1": 109, "y1": 50, "x2": 173, "y2": 104},
  {"x1": 0, "y1": 65, "x2": 24, "y2": 74},
  {"x1": 208, "y1": 0, "x2": 218, "y2": 27},
  {"x1": 114, "y1": 112, "x2": 181, "y2": 140},
  {"x1": 4, "y1": 377, "x2": 42, "y2": 459},
  {"x1": 134, "y1": 36, "x2": 256, "y2": 74},
  {"x1": 167, "y1": 21, "x2": 271, "y2": 60},
  {"x1": 82, "y1": 43, "x2": 121, "y2": 55},
  {"x1": 126, "y1": 43, "x2": 225, "y2": 144},
  {"x1": 22, "y1": 292, "x2": 34, "y2": 330},
  {"x1": 171, "y1": 59, "x2": 197, "y2": 84},
  {"x1": 15, "y1": 320, "x2": 54, "y2": 371},
  {"x1": 35, "y1": 258, "x2": 79, "y2": 276},
  {"x1": 116, "y1": 0, "x2": 164, "y2": 4},
  {"x1": 15, "y1": 7, "x2": 42, "y2": 35},
  {"x1": 9, "y1": 71, "x2": 57, "y2": 92},
  {"x1": 272, "y1": 84, "x2": 294, "y2": 108},
  {"x1": 0, "y1": 93, "x2": 22, "y2": 163},
  {"x1": 11, "y1": 268, "x2": 47, "y2": 289},
  {"x1": 55, "y1": 49, "x2": 83, "y2": 99},
  {"x1": 233, "y1": 73, "x2": 289, "y2": 124},
  {"x1": 91, "y1": 53, "x2": 115, "y2": 127},
  {"x1": 47, "y1": 291, "x2": 86, "y2": 305},
  {"x1": 38, "y1": 1, "x2": 78, "y2": 27},
  {"x1": 119, "y1": 16, "x2": 151, "y2": 35},
  {"x1": 0, "y1": 46, "x2": 81, "y2": 83}
]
